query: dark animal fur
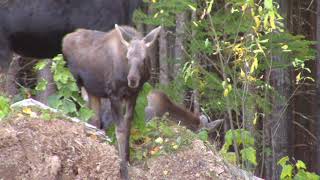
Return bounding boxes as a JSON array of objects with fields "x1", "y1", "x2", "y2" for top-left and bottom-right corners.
[
  {"x1": 145, "y1": 90, "x2": 207, "y2": 131},
  {"x1": 0, "y1": 0, "x2": 141, "y2": 70}
]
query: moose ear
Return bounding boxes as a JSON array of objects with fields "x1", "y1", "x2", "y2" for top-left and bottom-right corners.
[
  {"x1": 143, "y1": 26, "x2": 161, "y2": 47},
  {"x1": 115, "y1": 24, "x2": 131, "y2": 47}
]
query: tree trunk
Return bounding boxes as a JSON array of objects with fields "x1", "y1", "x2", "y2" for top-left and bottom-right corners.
[
  {"x1": 315, "y1": 0, "x2": 320, "y2": 173},
  {"x1": 266, "y1": 1, "x2": 292, "y2": 179},
  {"x1": 269, "y1": 58, "x2": 291, "y2": 180},
  {"x1": 262, "y1": 112, "x2": 273, "y2": 178},
  {"x1": 174, "y1": 12, "x2": 187, "y2": 76},
  {"x1": 159, "y1": 28, "x2": 170, "y2": 85},
  {"x1": 147, "y1": 7, "x2": 160, "y2": 85},
  {"x1": 36, "y1": 59, "x2": 56, "y2": 105}
]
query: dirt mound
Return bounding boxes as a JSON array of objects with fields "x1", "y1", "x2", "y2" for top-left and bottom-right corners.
[
  {"x1": 0, "y1": 116, "x2": 120, "y2": 180},
  {"x1": 0, "y1": 100, "x2": 259, "y2": 180},
  {"x1": 130, "y1": 140, "x2": 237, "y2": 180}
]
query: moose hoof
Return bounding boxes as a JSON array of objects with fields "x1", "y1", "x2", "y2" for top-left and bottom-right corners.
[{"x1": 120, "y1": 161, "x2": 129, "y2": 180}]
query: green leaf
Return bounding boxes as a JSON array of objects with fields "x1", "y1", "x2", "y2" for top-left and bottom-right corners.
[
  {"x1": 278, "y1": 156, "x2": 289, "y2": 167},
  {"x1": 293, "y1": 170, "x2": 320, "y2": 180},
  {"x1": 34, "y1": 59, "x2": 49, "y2": 70},
  {"x1": 240, "y1": 147, "x2": 257, "y2": 165},
  {"x1": 264, "y1": 0, "x2": 273, "y2": 10},
  {"x1": 79, "y1": 107, "x2": 94, "y2": 121},
  {"x1": 160, "y1": 123, "x2": 174, "y2": 137},
  {"x1": 224, "y1": 130, "x2": 234, "y2": 147},
  {"x1": 305, "y1": 172, "x2": 320, "y2": 180},
  {"x1": 48, "y1": 94, "x2": 62, "y2": 109},
  {"x1": 296, "y1": 160, "x2": 307, "y2": 170},
  {"x1": 198, "y1": 130, "x2": 209, "y2": 141},
  {"x1": 222, "y1": 152, "x2": 237, "y2": 165},
  {"x1": 35, "y1": 78, "x2": 48, "y2": 92},
  {"x1": 0, "y1": 96, "x2": 10, "y2": 119},
  {"x1": 62, "y1": 99, "x2": 77, "y2": 114},
  {"x1": 280, "y1": 165, "x2": 293, "y2": 179}
]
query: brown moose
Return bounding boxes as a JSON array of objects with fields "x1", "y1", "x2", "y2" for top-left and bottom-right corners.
[
  {"x1": 145, "y1": 90, "x2": 224, "y2": 132},
  {"x1": 62, "y1": 25, "x2": 161, "y2": 179}
]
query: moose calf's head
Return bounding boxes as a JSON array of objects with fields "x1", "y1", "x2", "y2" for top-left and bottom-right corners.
[{"x1": 115, "y1": 24, "x2": 161, "y2": 89}]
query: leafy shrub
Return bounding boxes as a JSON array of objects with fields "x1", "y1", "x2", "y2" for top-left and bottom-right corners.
[
  {"x1": 34, "y1": 54, "x2": 93, "y2": 121},
  {"x1": 278, "y1": 156, "x2": 320, "y2": 180},
  {"x1": 220, "y1": 129, "x2": 257, "y2": 168},
  {"x1": 0, "y1": 96, "x2": 10, "y2": 120}
]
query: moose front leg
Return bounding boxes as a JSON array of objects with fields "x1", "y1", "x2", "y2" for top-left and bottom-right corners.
[{"x1": 115, "y1": 96, "x2": 137, "y2": 180}]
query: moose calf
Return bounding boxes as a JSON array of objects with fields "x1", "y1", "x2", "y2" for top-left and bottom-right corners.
[
  {"x1": 145, "y1": 90, "x2": 209, "y2": 131},
  {"x1": 62, "y1": 25, "x2": 161, "y2": 179}
]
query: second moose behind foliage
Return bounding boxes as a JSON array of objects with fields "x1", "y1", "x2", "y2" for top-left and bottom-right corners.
[{"x1": 145, "y1": 90, "x2": 210, "y2": 131}]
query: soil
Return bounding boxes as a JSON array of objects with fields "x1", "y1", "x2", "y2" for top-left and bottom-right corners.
[
  {"x1": 0, "y1": 116, "x2": 120, "y2": 180},
  {"x1": 0, "y1": 112, "x2": 248, "y2": 180},
  {"x1": 130, "y1": 140, "x2": 235, "y2": 180}
]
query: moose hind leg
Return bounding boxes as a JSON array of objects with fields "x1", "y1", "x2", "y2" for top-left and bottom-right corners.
[
  {"x1": 0, "y1": 33, "x2": 13, "y2": 93},
  {"x1": 0, "y1": 33, "x2": 11, "y2": 73},
  {"x1": 87, "y1": 93, "x2": 101, "y2": 129}
]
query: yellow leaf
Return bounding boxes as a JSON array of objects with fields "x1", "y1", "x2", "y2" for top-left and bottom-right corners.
[
  {"x1": 223, "y1": 89, "x2": 228, "y2": 97},
  {"x1": 247, "y1": 75, "x2": 257, "y2": 82},
  {"x1": 240, "y1": 69, "x2": 246, "y2": 78},
  {"x1": 153, "y1": 12, "x2": 159, "y2": 18},
  {"x1": 253, "y1": 113, "x2": 258, "y2": 125},
  {"x1": 151, "y1": 0, "x2": 157, "y2": 3},
  {"x1": 254, "y1": 16, "x2": 261, "y2": 31},
  {"x1": 250, "y1": 57, "x2": 258, "y2": 73},
  {"x1": 281, "y1": 44, "x2": 288, "y2": 50},
  {"x1": 296, "y1": 72, "x2": 301, "y2": 84},
  {"x1": 22, "y1": 107, "x2": 32, "y2": 115},
  {"x1": 163, "y1": 170, "x2": 169, "y2": 175},
  {"x1": 155, "y1": 137, "x2": 163, "y2": 144},
  {"x1": 150, "y1": 146, "x2": 160, "y2": 155},
  {"x1": 269, "y1": 12, "x2": 276, "y2": 29},
  {"x1": 241, "y1": 4, "x2": 247, "y2": 11},
  {"x1": 172, "y1": 144, "x2": 179, "y2": 149}
]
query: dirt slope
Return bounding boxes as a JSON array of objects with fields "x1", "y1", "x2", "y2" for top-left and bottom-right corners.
[
  {"x1": 0, "y1": 116, "x2": 120, "y2": 180},
  {"x1": 0, "y1": 107, "x2": 258, "y2": 180}
]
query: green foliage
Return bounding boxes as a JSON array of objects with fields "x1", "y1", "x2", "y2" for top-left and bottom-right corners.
[
  {"x1": 135, "y1": 0, "x2": 315, "y2": 173},
  {"x1": 34, "y1": 55, "x2": 93, "y2": 121},
  {"x1": 35, "y1": 78, "x2": 48, "y2": 92},
  {"x1": 130, "y1": 118, "x2": 198, "y2": 162},
  {"x1": 220, "y1": 129, "x2": 256, "y2": 166},
  {"x1": 106, "y1": 83, "x2": 154, "y2": 144},
  {"x1": 156, "y1": 75, "x2": 186, "y2": 103},
  {"x1": 277, "y1": 156, "x2": 320, "y2": 180},
  {"x1": 133, "y1": 82, "x2": 153, "y2": 132},
  {"x1": 133, "y1": 0, "x2": 196, "y2": 27},
  {"x1": 197, "y1": 130, "x2": 209, "y2": 141},
  {"x1": 0, "y1": 96, "x2": 10, "y2": 120}
]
